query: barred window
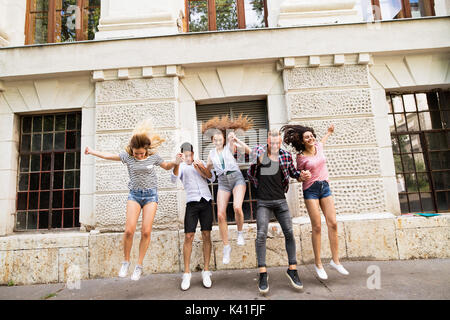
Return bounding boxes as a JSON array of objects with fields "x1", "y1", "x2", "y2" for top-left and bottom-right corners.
[
  {"x1": 388, "y1": 90, "x2": 449, "y2": 214},
  {"x1": 16, "y1": 112, "x2": 81, "y2": 231}
]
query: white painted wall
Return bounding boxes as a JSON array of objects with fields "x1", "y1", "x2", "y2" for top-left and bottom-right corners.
[{"x1": 0, "y1": 0, "x2": 26, "y2": 47}]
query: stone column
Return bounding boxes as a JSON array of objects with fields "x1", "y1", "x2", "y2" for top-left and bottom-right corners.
[
  {"x1": 88, "y1": 66, "x2": 184, "y2": 277},
  {"x1": 278, "y1": 0, "x2": 360, "y2": 27},
  {"x1": 95, "y1": 0, "x2": 185, "y2": 40},
  {"x1": 0, "y1": 84, "x2": 19, "y2": 236},
  {"x1": 0, "y1": 0, "x2": 27, "y2": 47},
  {"x1": 281, "y1": 54, "x2": 399, "y2": 217}
]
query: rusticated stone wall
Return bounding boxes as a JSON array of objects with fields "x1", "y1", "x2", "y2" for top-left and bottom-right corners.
[
  {"x1": 94, "y1": 75, "x2": 181, "y2": 232},
  {"x1": 283, "y1": 63, "x2": 390, "y2": 216}
]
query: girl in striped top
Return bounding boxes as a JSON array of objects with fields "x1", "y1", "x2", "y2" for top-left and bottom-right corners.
[{"x1": 85, "y1": 119, "x2": 180, "y2": 281}]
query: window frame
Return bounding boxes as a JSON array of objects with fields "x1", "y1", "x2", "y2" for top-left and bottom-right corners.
[
  {"x1": 387, "y1": 90, "x2": 449, "y2": 214},
  {"x1": 370, "y1": 0, "x2": 435, "y2": 20},
  {"x1": 15, "y1": 111, "x2": 82, "y2": 232},
  {"x1": 25, "y1": 0, "x2": 100, "y2": 45},
  {"x1": 184, "y1": 0, "x2": 268, "y2": 33},
  {"x1": 196, "y1": 99, "x2": 272, "y2": 225}
]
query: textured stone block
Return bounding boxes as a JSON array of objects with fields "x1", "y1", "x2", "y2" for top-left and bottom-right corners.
[
  {"x1": 58, "y1": 247, "x2": 89, "y2": 283},
  {"x1": 94, "y1": 191, "x2": 180, "y2": 231},
  {"x1": 95, "y1": 78, "x2": 176, "y2": 103},
  {"x1": 295, "y1": 178, "x2": 387, "y2": 216},
  {"x1": 395, "y1": 215, "x2": 450, "y2": 229},
  {"x1": 396, "y1": 227, "x2": 450, "y2": 259},
  {"x1": 289, "y1": 118, "x2": 377, "y2": 146},
  {"x1": 299, "y1": 222, "x2": 347, "y2": 264},
  {"x1": 324, "y1": 148, "x2": 381, "y2": 178},
  {"x1": 88, "y1": 231, "x2": 180, "y2": 278},
  {"x1": 287, "y1": 88, "x2": 373, "y2": 119},
  {"x1": 344, "y1": 219, "x2": 398, "y2": 260},
  {"x1": 0, "y1": 232, "x2": 89, "y2": 251},
  {"x1": 96, "y1": 102, "x2": 177, "y2": 131},
  {"x1": 0, "y1": 249, "x2": 59, "y2": 285},
  {"x1": 284, "y1": 65, "x2": 369, "y2": 90},
  {"x1": 95, "y1": 130, "x2": 178, "y2": 161},
  {"x1": 95, "y1": 163, "x2": 176, "y2": 192}
]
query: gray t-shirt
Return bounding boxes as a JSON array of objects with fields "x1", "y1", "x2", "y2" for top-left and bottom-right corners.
[{"x1": 119, "y1": 151, "x2": 164, "y2": 190}]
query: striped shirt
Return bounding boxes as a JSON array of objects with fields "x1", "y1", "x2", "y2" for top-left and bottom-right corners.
[{"x1": 119, "y1": 151, "x2": 164, "y2": 190}]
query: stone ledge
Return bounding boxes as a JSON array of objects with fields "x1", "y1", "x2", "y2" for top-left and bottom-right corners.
[
  {"x1": 0, "y1": 232, "x2": 89, "y2": 251},
  {"x1": 1, "y1": 214, "x2": 449, "y2": 285}
]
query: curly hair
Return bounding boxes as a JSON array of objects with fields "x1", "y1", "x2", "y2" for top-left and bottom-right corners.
[
  {"x1": 201, "y1": 114, "x2": 254, "y2": 145},
  {"x1": 280, "y1": 124, "x2": 317, "y2": 153},
  {"x1": 125, "y1": 119, "x2": 165, "y2": 156}
]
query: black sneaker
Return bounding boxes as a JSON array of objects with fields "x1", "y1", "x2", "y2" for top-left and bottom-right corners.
[
  {"x1": 286, "y1": 269, "x2": 303, "y2": 290},
  {"x1": 258, "y1": 272, "x2": 269, "y2": 294}
]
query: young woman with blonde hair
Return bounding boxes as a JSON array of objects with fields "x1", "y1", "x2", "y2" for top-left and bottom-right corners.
[
  {"x1": 85, "y1": 119, "x2": 181, "y2": 281},
  {"x1": 202, "y1": 115, "x2": 253, "y2": 265}
]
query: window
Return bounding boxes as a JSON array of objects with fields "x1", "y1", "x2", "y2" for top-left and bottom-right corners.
[
  {"x1": 196, "y1": 100, "x2": 270, "y2": 224},
  {"x1": 16, "y1": 112, "x2": 82, "y2": 231},
  {"x1": 368, "y1": 0, "x2": 435, "y2": 20},
  {"x1": 25, "y1": 0, "x2": 100, "y2": 45},
  {"x1": 388, "y1": 90, "x2": 449, "y2": 214},
  {"x1": 184, "y1": 0, "x2": 268, "y2": 32}
]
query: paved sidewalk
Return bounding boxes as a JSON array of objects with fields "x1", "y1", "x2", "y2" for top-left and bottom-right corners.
[{"x1": 1, "y1": 259, "x2": 449, "y2": 300}]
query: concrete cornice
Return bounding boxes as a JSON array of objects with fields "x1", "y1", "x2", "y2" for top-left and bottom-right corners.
[{"x1": 0, "y1": 16, "x2": 449, "y2": 80}]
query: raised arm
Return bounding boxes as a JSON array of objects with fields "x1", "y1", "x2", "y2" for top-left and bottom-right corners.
[
  {"x1": 228, "y1": 131, "x2": 251, "y2": 154},
  {"x1": 321, "y1": 124, "x2": 334, "y2": 145},
  {"x1": 172, "y1": 153, "x2": 184, "y2": 177},
  {"x1": 160, "y1": 153, "x2": 182, "y2": 171},
  {"x1": 85, "y1": 146, "x2": 120, "y2": 161},
  {"x1": 193, "y1": 160, "x2": 213, "y2": 180},
  {"x1": 206, "y1": 154, "x2": 214, "y2": 171}
]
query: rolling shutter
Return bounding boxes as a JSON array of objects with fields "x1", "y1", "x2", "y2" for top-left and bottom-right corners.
[{"x1": 196, "y1": 100, "x2": 268, "y2": 163}]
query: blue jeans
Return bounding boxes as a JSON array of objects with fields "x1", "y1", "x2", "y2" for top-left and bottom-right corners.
[
  {"x1": 255, "y1": 199, "x2": 297, "y2": 268},
  {"x1": 128, "y1": 188, "x2": 158, "y2": 207},
  {"x1": 303, "y1": 180, "x2": 332, "y2": 200}
]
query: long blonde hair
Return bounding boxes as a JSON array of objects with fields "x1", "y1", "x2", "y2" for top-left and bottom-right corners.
[{"x1": 125, "y1": 119, "x2": 165, "y2": 156}]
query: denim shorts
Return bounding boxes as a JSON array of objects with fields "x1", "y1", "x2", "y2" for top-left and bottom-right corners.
[
  {"x1": 303, "y1": 180, "x2": 332, "y2": 200},
  {"x1": 128, "y1": 188, "x2": 158, "y2": 207},
  {"x1": 217, "y1": 170, "x2": 246, "y2": 193}
]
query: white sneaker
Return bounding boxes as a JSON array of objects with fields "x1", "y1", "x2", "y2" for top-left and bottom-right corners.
[
  {"x1": 202, "y1": 270, "x2": 212, "y2": 288},
  {"x1": 223, "y1": 245, "x2": 232, "y2": 265},
  {"x1": 314, "y1": 264, "x2": 328, "y2": 280},
  {"x1": 131, "y1": 265, "x2": 143, "y2": 281},
  {"x1": 181, "y1": 273, "x2": 192, "y2": 291},
  {"x1": 330, "y1": 260, "x2": 349, "y2": 275},
  {"x1": 237, "y1": 231, "x2": 245, "y2": 246},
  {"x1": 118, "y1": 261, "x2": 130, "y2": 278}
]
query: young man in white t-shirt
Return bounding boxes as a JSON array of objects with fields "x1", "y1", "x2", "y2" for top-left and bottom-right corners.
[{"x1": 172, "y1": 142, "x2": 216, "y2": 291}]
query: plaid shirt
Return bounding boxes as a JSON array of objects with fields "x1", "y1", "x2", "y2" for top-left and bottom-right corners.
[{"x1": 247, "y1": 144, "x2": 300, "y2": 193}]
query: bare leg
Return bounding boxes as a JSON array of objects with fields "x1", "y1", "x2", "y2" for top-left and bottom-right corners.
[
  {"x1": 305, "y1": 199, "x2": 323, "y2": 268},
  {"x1": 183, "y1": 232, "x2": 195, "y2": 273},
  {"x1": 319, "y1": 196, "x2": 340, "y2": 264},
  {"x1": 123, "y1": 200, "x2": 142, "y2": 262},
  {"x1": 216, "y1": 190, "x2": 232, "y2": 245},
  {"x1": 201, "y1": 231, "x2": 212, "y2": 271},
  {"x1": 137, "y1": 202, "x2": 157, "y2": 266},
  {"x1": 232, "y1": 184, "x2": 246, "y2": 232}
]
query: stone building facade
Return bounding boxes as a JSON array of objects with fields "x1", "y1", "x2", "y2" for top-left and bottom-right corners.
[{"x1": 0, "y1": 0, "x2": 449, "y2": 285}]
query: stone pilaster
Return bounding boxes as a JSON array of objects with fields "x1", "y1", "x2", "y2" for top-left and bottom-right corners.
[
  {"x1": 92, "y1": 66, "x2": 183, "y2": 232},
  {"x1": 281, "y1": 54, "x2": 397, "y2": 217}
]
